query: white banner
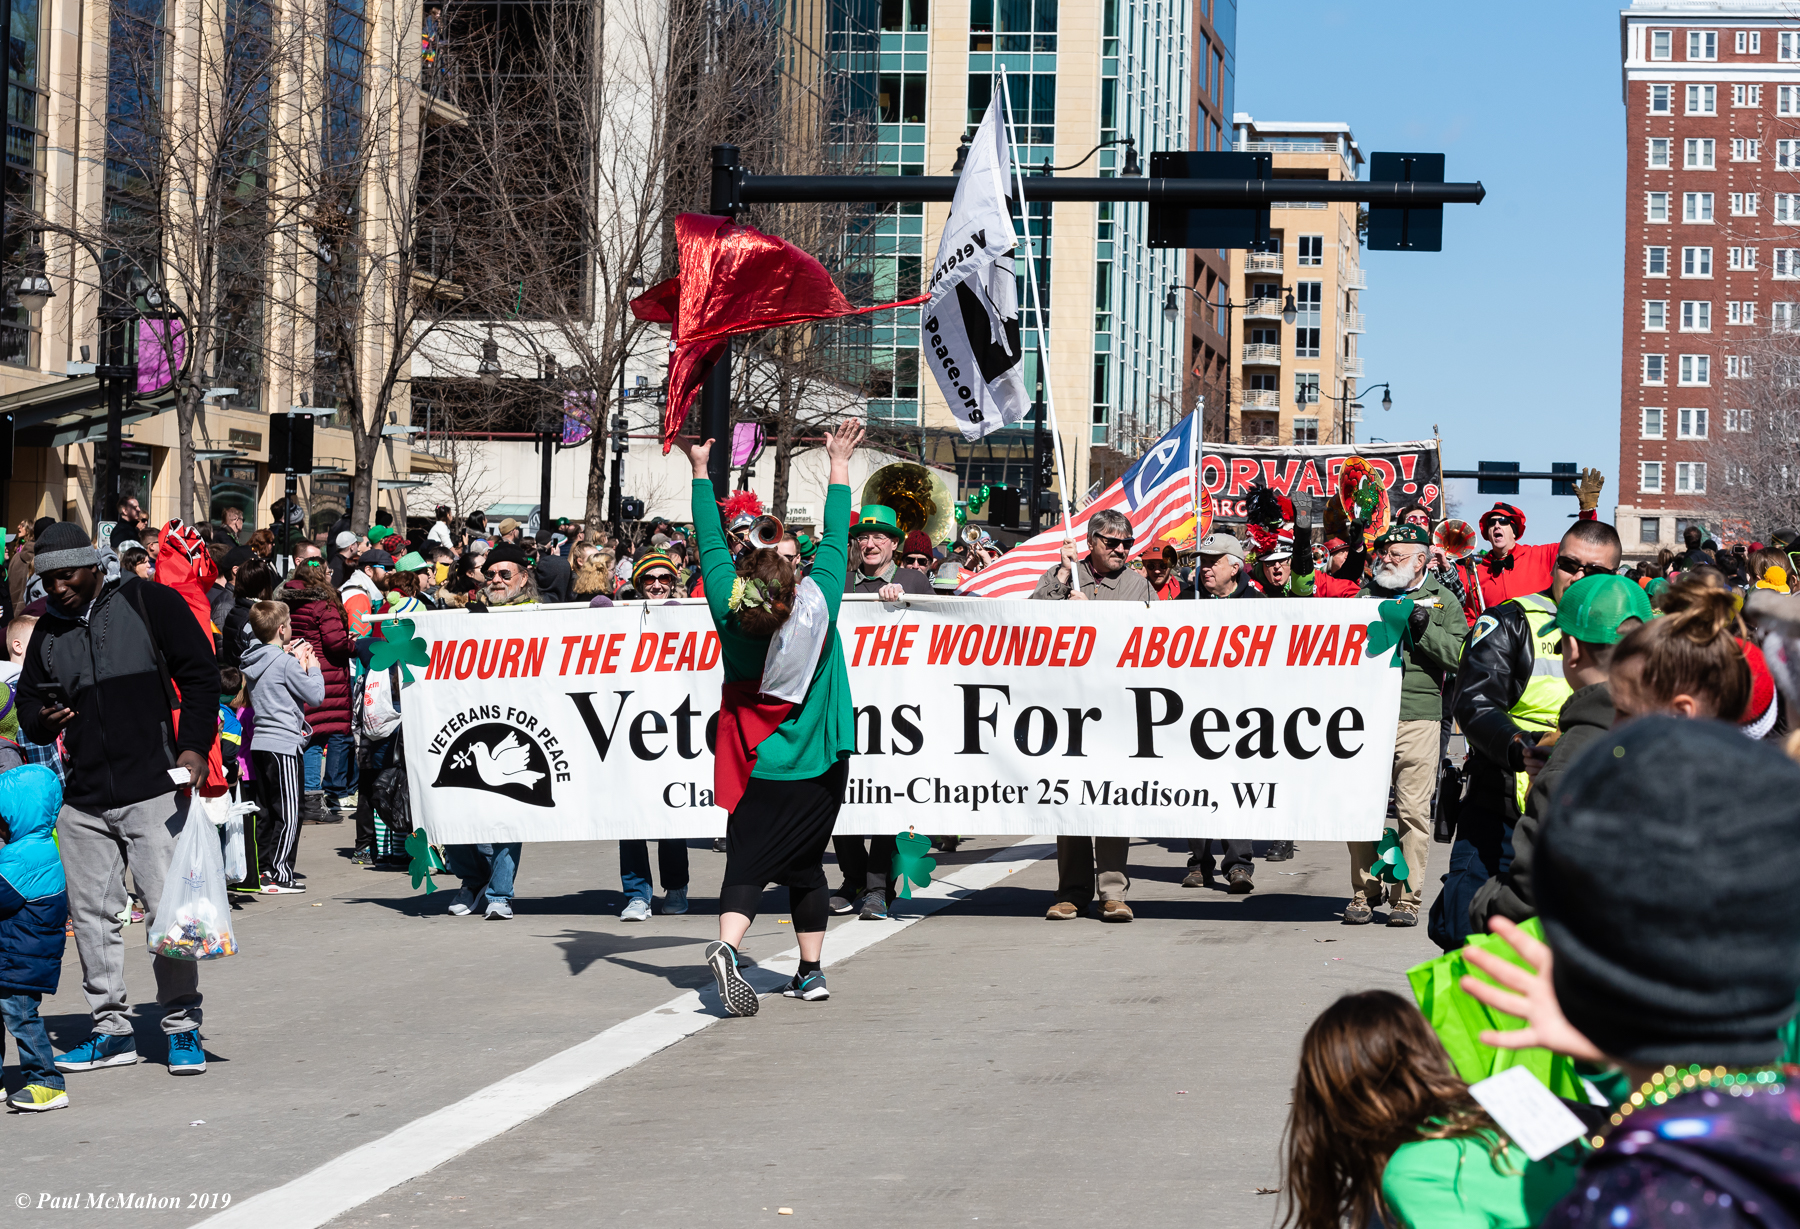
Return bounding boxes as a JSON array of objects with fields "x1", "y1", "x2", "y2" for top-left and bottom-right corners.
[{"x1": 399, "y1": 598, "x2": 1402, "y2": 844}]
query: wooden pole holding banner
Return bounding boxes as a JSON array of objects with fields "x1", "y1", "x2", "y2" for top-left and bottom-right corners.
[{"x1": 996, "y1": 73, "x2": 1073, "y2": 540}]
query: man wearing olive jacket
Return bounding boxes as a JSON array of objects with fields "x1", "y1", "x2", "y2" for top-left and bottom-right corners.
[{"x1": 1345, "y1": 523, "x2": 1469, "y2": 928}]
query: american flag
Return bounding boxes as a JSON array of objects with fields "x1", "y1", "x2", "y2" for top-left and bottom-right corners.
[{"x1": 959, "y1": 412, "x2": 1205, "y2": 598}]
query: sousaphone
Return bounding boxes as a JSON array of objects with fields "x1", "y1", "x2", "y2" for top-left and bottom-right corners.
[{"x1": 861, "y1": 461, "x2": 957, "y2": 545}]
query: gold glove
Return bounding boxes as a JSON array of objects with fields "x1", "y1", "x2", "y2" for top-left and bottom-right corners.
[{"x1": 1577, "y1": 467, "x2": 1605, "y2": 511}]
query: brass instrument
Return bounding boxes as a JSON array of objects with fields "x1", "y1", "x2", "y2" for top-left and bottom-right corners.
[
  {"x1": 961, "y1": 524, "x2": 984, "y2": 546},
  {"x1": 1434, "y1": 518, "x2": 1478, "y2": 560},
  {"x1": 860, "y1": 461, "x2": 957, "y2": 546},
  {"x1": 750, "y1": 514, "x2": 785, "y2": 549}
]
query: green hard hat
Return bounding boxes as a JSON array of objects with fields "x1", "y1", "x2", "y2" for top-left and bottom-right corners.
[
  {"x1": 852, "y1": 505, "x2": 905, "y2": 540},
  {"x1": 1555, "y1": 574, "x2": 1654, "y2": 645}
]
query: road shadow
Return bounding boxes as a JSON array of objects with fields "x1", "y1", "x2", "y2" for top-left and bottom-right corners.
[
  {"x1": 541, "y1": 929, "x2": 703, "y2": 977},
  {"x1": 933, "y1": 882, "x2": 1353, "y2": 924}
]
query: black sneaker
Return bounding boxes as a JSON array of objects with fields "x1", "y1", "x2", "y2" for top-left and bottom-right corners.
[
  {"x1": 705, "y1": 941, "x2": 760, "y2": 1017},
  {"x1": 349, "y1": 847, "x2": 376, "y2": 865},
  {"x1": 828, "y1": 892, "x2": 855, "y2": 915},
  {"x1": 782, "y1": 970, "x2": 829, "y2": 1001},
  {"x1": 1226, "y1": 866, "x2": 1254, "y2": 894},
  {"x1": 857, "y1": 889, "x2": 890, "y2": 920},
  {"x1": 1264, "y1": 841, "x2": 1295, "y2": 862}
]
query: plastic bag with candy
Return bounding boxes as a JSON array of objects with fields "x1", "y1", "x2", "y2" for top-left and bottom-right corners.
[{"x1": 147, "y1": 803, "x2": 240, "y2": 961}]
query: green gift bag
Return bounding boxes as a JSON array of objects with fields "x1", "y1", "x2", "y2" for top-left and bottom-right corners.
[{"x1": 1406, "y1": 917, "x2": 1586, "y2": 1101}]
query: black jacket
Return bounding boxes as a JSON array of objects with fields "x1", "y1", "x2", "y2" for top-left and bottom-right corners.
[
  {"x1": 19, "y1": 577, "x2": 222, "y2": 810},
  {"x1": 1453, "y1": 596, "x2": 1547, "y2": 771},
  {"x1": 847, "y1": 565, "x2": 934, "y2": 595},
  {"x1": 533, "y1": 553, "x2": 573, "y2": 604},
  {"x1": 1202, "y1": 571, "x2": 1259, "y2": 599},
  {"x1": 1469, "y1": 681, "x2": 1613, "y2": 928},
  {"x1": 220, "y1": 594, "x2": 256, "y2": 670}
]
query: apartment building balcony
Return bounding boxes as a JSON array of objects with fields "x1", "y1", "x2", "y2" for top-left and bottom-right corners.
[
  {"x1": 1342, "y1": 311, "x2": 1366, "y2": 333},
  {"x1": 1341, "y1": 268, "x2": 1368, "y2": 290},
  {"x1": 1246, "y1": 253, "x2": 1283, "y2": 274},
  {"x1": 1243, "y1": 343, "x2": 1282, "y2": 365},
  {"x1": 1242, "y1": 296, "x2": 1283, "y2": 319},
  {"x1": 1340, "y1": 355, "x2": 1366, "y2": 378},
  {"x1": 1241, "y1": 388, "x2": 1279, "y2": 410}
]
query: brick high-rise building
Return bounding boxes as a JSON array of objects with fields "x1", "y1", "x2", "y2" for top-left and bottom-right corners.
[{"x1": 1619, "y1": 1, "x2": 1800, "y2": 557}]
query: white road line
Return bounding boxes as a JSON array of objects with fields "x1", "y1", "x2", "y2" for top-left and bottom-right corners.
[{"x1": 195, "y1": 838, "x2": 1053, "y2": 1229}]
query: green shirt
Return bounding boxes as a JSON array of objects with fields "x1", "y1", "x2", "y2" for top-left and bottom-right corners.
[
  {"x1": 692, "y1": 479, "x2": 855, "y2": 781},
  {"x1": 1382, "y1": 1134, "x2": 1583, "y2": 1229}
]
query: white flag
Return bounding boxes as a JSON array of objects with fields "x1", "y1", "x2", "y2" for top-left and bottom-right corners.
[{"x1": 923, "y1": 95, "x2": 1030, "y2": 441}]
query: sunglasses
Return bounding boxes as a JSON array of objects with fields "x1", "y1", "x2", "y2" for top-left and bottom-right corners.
[
  {"x1": 486, "y1": 567, "x2": 520, "y2": 581},
  {"x1": 904, "y1": 554, "x2": 931, "y2": 566},
  {"x1": 640, "y1": 573, "x2": 675, "y2": 587},
  {"x1": 1093, "y1": 534, "x2": 1135, "y2": 551},
  {"x1": 1555, "y1": 555, "x2": 1613, "y2": 579}
]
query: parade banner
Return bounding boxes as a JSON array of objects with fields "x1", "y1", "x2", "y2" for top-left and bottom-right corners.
[
  {"x1": 1204, "y1": 439, "x2": 1444, "y2": 522},
  {"x1": 400, "y1": 597, "x2": 1402, "y2": 844}
]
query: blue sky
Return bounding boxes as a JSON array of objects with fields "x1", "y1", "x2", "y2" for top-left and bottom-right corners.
[{"x1": 1236, "y1": 1, "x2": 1624, "y2": 538}]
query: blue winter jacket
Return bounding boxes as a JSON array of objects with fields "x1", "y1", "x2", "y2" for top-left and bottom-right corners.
[{"x1": 0, "y1": 765, "x2": 67, "y2": 995}]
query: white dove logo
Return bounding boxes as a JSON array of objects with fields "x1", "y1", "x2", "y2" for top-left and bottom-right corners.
[
  {"x1": 432, "y1": 721, "x2": 556, "y2": 807},
  {"x1": 463, "y1": 733, "x2": 545, "y2": 790}
]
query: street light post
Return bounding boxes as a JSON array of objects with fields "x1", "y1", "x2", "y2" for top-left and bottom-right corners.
[
  {"x1": 1324, "y1": 380, "x2": 1393, "y2": 445},
  {"x1": 1164, "y1": 283, "x2": 1295, "y2": 442}
]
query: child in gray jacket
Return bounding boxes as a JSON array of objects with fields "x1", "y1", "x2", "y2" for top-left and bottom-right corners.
[{"x1": 241, "y1": 601, "x2": 325, "y2": 893}]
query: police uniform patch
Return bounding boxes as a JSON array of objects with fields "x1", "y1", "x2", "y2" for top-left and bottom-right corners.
[{"x1": 1470, "y1": 614, "x2": 1499, "y2": 645}]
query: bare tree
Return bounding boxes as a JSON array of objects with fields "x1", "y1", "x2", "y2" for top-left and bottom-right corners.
[{"x1": 1703, "y1": 326, "x2": 1800, "y2": 538}]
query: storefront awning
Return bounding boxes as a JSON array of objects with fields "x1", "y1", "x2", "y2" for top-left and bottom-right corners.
[{"x1": 0, "y1": 375, "x2": 175, "y2": 448}]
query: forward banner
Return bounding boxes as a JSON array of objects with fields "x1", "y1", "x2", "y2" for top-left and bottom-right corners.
[
  {"x1": 400, "y1": 598, "x2": 1402, "y2": 844},
  {"x1": 1205, "y1": 439, "x2": 1444, "y2": 523}
]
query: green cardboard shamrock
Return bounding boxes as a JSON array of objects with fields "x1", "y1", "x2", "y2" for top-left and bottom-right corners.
[
  {"x1": 890, "y1": 830, "x2": 938, "y2": 899},
  {"x1": 370, "y1": 619, "x2": 432, "y2": 685},
  {"x1": 1363, "y1": 597, "x2": 1415, "y2": 669},
  {"x1": 1367, "y1": 826, "x2": 1409, "y2": 884},
  {"x1": 406, "y1": 828, "x2": 446, "y2": 892}
]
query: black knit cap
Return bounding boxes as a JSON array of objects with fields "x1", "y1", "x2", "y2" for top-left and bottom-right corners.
[
  {"x1": 485, "y1": 542, "x2": 530, "y2": 570},
  {"x1": 33, "y1": 521, "x2": 101, "y2": 575},
  {"x1": 1537, "y1": 715, "x2": 1800, "y2": 1067}
]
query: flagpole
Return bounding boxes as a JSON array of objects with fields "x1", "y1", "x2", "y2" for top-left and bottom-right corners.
[{"x1": 995, "y1": 73, "x2": 1074, "y2": 540}]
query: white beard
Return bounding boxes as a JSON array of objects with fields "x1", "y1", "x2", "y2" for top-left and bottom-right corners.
[{"x1": 1371, "y1": 558, "x2": 1424, "y2": 592}]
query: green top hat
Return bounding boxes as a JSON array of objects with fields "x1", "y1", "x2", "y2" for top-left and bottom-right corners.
[
  {"x1": 393, "y1": 551, "x2": 429, "y2": 573},
  {"x1": 852, "y1": 505, "x2": 906, "y2": 541},
  {"x1": 1555, "y1": 574, "x2": 1654, "y2": 645}
]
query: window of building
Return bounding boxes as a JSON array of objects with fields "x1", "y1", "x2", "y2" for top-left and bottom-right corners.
[
  {"x1": 1651, "y1": 30, "x2": 1672, "y2": 59},
  {"x1": 1778, "y1": 249, "x2": 1800, "y2": 279},
  {"x1": 1725, "y1": 407, "x2": 1750, "y2": 431},
  {"x1": 1689, "y1": 30, "x2": 1718, "y2": 59},
  {"x1": 1649, "y1": 137, "x2": 1671, "y2": 168},
  {"x1": 1292, "y1": 417, "x2": 1319, "y2": 446},
  {"x1": 1677, "y1": 461, "x2": 1707, "y2": 493},
  {"x1": 1728, "y1": 354, "x2": 1753, "y2": 378},
  {"x1": 1648, "y1": 246, "x2": 1670, "y2": 276},
  {"x1": 1780, "y1": 194, "x2": 1800, "y2": 224},
  {"x1": 1778, "y1": 302, "x2": 1800, "y2": 331},
  {"x1": 1680, "y1": 354, "x2": 1711, "y2": 384},
  {"x1": 1640, "y1": 516, "x2": 1662, "y2": 544},
  {"x1": 1294, "y1": 371, "x2": 1319, "y2": 403},
  {"x1": 1729, "y1": 247, "x2": 1758, "y2": 270},
  {"x1": 1642, "y1": 461, "x2": 1665, "y2": 493},
  {"x1": 969, "y1": 0, "x2": 1056, "y2": 52},
  {"x1": 1687, "y1": 83, "x2": 1717, "y2": 113},
  {"x1": 1783, "y1": 30, "x2": 1800, "y2": 60},
  {"x1": 1783, "y1": 85, "x2": 1800, "y2": 114},
  {"x1": 1296, "y1": 235, "x2": 1323, "y2": 266},
  {"x1": 1651, "y1": 83, "x2": 1673, "y2": 112},
  {"x1": 0, "y1": 0, "x2": 48, "y2": 367},
  {"x1": 1730, "y1": 193, "x2": 1758, "y2": 216},
  {"x1": 1647, "y1": 192, "x2": 1670, "y2": 222},
  {"x1": 1684, "y1": 192, "x2": 1714, "y2": 222},
  {"x1": 1734, "y1": 83, "x2": 1763, "y2": 106},
  {"x1": 1781, "y1": 140, "x2": 1800, "y2": 169},
  {"x1": 1679, "y1": 407, "x2": 1709, "y2": 438},
  {"x1": 1645, "y1": 353, "x2": 1667, "y2": 384},
  {"x1": 1728, "y1": 301, "x2": 1756, "y2": 324},
  {"x1": 1685, "y1": 138, "x2": 1715, "y2": 168},
  {"x1": 1293, "y1": 281, "x2": 1321, "y2": 356},
  {"x1": 1646, "y1": 300, "x2": 1668, "y2": 330},
  {"x1": 1681, "y1": 246, "x2": 1712, "y2": 276},
  {"x1": 1644, "y1": 406, "x2": 1665, "y2": 438},
  {"x1": 1680, "y1": 300, "x2": 1711, "y2": 330},
  {"x1": 1738, "y1": 31, "x2": 1762, "y2": 54},
  {"x1": 1732, "y1": 139, "x2": 1761, "y2": 162}
]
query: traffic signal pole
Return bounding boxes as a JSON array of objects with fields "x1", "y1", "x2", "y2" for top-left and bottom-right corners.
[{"x1": 695, "y1": 143, "x2": 1486, "y2": 507}]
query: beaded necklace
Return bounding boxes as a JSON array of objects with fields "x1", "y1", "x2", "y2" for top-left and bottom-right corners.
[{"x1": 1591, "y1": 1063, "x2": 1791, "y2": 1149}]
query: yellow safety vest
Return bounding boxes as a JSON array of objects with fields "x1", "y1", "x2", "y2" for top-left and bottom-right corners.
[{"x1": 1507, "y1": 592, "x2": 1570, "y2": 810}]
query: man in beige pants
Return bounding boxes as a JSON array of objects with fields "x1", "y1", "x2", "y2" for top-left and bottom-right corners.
[{"x1": 1345, "y1": 524, "x2": 1469, "y2": 927}]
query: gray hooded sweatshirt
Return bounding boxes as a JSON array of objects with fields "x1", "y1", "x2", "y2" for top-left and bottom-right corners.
[{"x1": 242, "y1": 639, "x2": 326, "y2": 755}]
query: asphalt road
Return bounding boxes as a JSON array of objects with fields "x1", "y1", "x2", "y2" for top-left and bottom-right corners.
[{"x1": 8, "y1": 824, "x2": 1443, "y2": 1228}]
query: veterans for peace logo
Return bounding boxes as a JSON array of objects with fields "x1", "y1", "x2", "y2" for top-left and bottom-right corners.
[{"x1": 431, "y1": 722, "x2": 555, "y2": 807}]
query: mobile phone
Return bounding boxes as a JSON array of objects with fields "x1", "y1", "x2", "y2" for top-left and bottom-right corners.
[{"x1": 41, "y1": 684, "x2": 67, "y2": 710}]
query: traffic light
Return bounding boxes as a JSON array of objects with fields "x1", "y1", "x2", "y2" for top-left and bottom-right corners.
[
  {"x1": 611, "y1": 414, "x2": 630, "y2": 455},
  {"x1": 1035, "y1": 437, "x2": 1056, "y2": 493}
]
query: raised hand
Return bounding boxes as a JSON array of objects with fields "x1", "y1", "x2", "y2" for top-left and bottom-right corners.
[{"x1": 685, "y1": 437, "x2": 714, "y2": 479}]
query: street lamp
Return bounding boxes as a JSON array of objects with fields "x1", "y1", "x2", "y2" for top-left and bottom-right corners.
[
  {"x1": 15, "y1": 271, "x2": 52, "y2": 313},
  {"x1": 477, "y1": 326, "x2": 502, "y2": 387},
  {"x1": 1325, "y1": 380, "x2": 1393, "y2": 445}
]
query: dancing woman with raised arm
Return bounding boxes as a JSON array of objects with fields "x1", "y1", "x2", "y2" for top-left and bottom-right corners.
[{"x1": 688, "y1": 422, "x2": 860, "y2": 1015}]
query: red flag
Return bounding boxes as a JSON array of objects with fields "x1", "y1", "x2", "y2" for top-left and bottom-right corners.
[{"x1": 632, "y1": 213, "x2": 927, "y2": 450}]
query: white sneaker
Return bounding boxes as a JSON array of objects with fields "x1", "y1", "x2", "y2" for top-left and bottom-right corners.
[
  {"x1": 448, "y1": 888, "x2": 474, "y2": 916},
  {"x1": 620, "y1": 898, "x2": 651, "y2": 922},
  {"x1": 484, "y1": 898, "x2": 513, "y2": 920}
]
